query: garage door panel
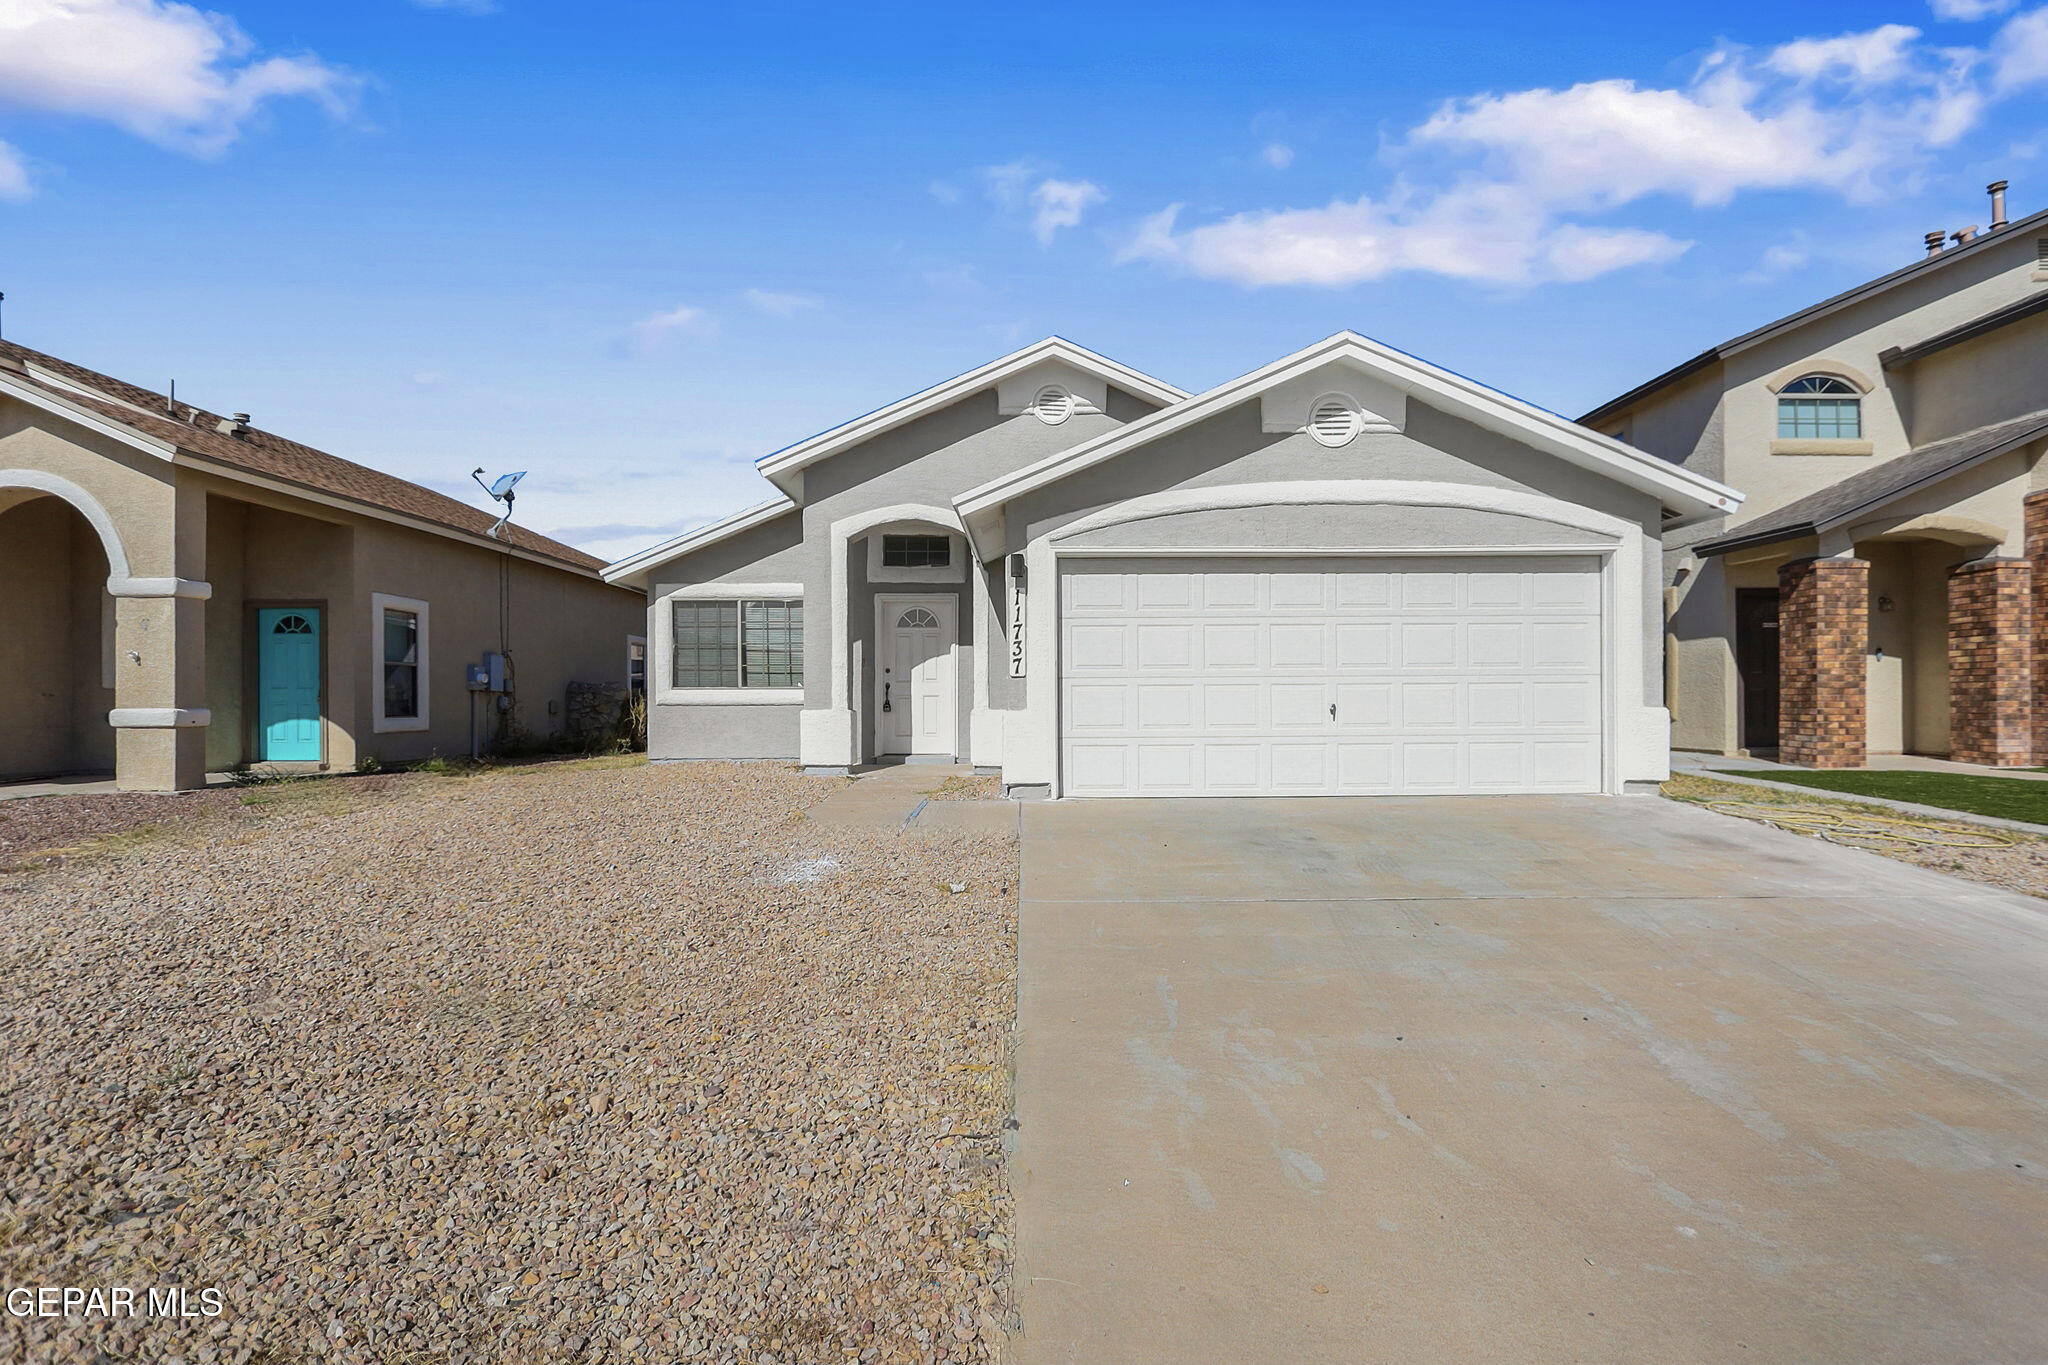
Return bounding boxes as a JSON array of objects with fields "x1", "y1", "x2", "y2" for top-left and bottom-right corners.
[
  {"x1": 1271, "y1": 683, "x2": 1328, "y2": 729},
  {"x1": 1203, "y1": 623, "x2": 1260, "y2": 668},
  {"x1": 1334, "y1": 622, "x2": 1392, "y2": 669},
  {"x1": 1067, "y1": 623, "x2": 1126, "y2": 670},
  {"x1": 1062, "y1": 561, "x2": 1602, "y2": 797},
  {"x1": 1204, "y1": 683, "x2": 1262, "y2": 729},
  {"x1": 1270, "y1": 623, "x2": 1327, "y2": 669}
]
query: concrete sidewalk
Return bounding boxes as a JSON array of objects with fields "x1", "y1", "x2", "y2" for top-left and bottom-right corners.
[
  {"x1": 1010, "y1": 795, "x2": 2048, "y2": 1364},
  {"x1": 802, "y1": 762, "x2": 1017, "y2": 837}
]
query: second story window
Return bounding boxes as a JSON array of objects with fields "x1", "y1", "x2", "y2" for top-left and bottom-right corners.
[{"x1": 1777, "y1": 375, "x2": 1862, "y2": 440}]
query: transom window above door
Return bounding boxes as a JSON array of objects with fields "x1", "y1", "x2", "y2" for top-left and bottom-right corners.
[
  {"x1": 1777, "y1": 374, "x2": 1862, "y2": 439},
  {"x1": 881, "y1": 533, "x2": 950, "y2": 568}
]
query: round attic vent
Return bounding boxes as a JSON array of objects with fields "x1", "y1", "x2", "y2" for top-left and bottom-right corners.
[
  {"x1": 1032, "y1": 384, "x2": 1074, "y2": 425},
  {"x1": 1307, "y1": 394, "x2": 1363, "y2": 447}
]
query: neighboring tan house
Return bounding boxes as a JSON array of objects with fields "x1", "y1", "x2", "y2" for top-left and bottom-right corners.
[
  {"x1": 1584, "y1": 183, "x2": 2048, "y2": 770},
  {"x1": 604, "y1": 334, "x2": 1740, "y2": 798},
  {"x1": 0, "y1": 339, "x2": 644, "y2": 791}
]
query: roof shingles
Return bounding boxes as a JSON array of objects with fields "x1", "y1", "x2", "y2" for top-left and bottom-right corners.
[{"x1": 0, "y1": 339, "x2": 602, "y2": 573}]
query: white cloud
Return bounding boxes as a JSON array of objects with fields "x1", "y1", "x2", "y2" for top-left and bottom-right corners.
[
  {"x1": 0, "y1": 0, "x2": 358, "y2": 166},
  {"x1": 1741, "y1": 240, "x2": 1814, "y2": 283},
  {"x1": 1767, "y1": 24, "x2": 1926, "y2": 84},
  {"x1": 1992, "y1": 5, "x2": 2048, "y2": 87},
  {"x1": 1029, "y1": 177, "x2": 1105, "y2": 244},
  {"x1": 627, "y1": 305, "x2": 711, "y2": 355},
  {"x1": 977, "y1": 160, "x2": 1106, "y2": 243},
  {"x1": 1933, "y1": 0, "x2": 2016, "y2": 20},
  {"x1": 1261, "y1": 142, "x2": 1295, "y2": 170},
  {"x1": 742, "y1": 288, "x2": 821, "y2": 316},
  {"x1": 1126, "y1": 22, "x2": 1995, "y2": 288},
  {"x1": 0, "y1": 140, "x2": 32, "y2": 201}
]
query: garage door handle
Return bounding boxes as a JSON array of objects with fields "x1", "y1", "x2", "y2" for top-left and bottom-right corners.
[{"x1": 1329, "y1": 702, "x2": 1337, "y2": 719}]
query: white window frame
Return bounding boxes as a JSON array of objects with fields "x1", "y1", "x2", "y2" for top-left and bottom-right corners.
[
  {"x1": 371, "y1": 592, "x2": 430, "y2": 733},
  {"x1": 867, "y1": 526, "x2": 966, "y2": 584},
  {"x1": 654, "y1": 582, "x2": 805, "y2": 704}
]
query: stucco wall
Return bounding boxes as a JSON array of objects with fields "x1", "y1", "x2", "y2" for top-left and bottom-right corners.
[
  {"x1": 648, "y1": 702, "x2": 799, "y2": 760},
  {"x1": 1908, "y1": 309, "x2": 2048, "y2": 444}
]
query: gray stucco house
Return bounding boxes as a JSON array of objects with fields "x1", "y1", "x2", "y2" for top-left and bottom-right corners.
[{"x1": 603, "y1": 333, "x2": 1741, "y2": 797}]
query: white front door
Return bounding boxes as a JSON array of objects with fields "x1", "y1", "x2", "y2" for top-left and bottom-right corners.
[
  {"x1": 877, "y1": 596, "x2": 957, "y2": 757},
  {"x1": 1060, "y1": 557, "x2": 1605, "y2": 796}
]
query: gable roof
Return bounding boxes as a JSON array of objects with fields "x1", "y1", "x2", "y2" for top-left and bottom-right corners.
[
  {"x1": 0, "y1": 339, "x2": 607, "y2": 575},
  {"x1": 600, "y1": 495, "x2": 797, "y2": 586},
  {"x1": 954, "y1": 331, "x2": 1743, "y2": 539},
  {"x1": 1580, "y1": 207, "x2": 2048, "y2": 428},
  {"x1": 1691, "y1": 408, "x2": 2048, "y2": 557},
  {"x1": 752, "y1": 336, "x2": 1187, "y2": 495}
]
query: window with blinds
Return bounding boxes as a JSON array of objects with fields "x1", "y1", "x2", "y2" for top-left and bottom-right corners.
[{"x1": 671, "y1": 599, "x2": 803, "y2": 688}]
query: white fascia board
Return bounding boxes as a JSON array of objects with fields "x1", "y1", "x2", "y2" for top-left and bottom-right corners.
[
  {"x1": 751, "y1": 337, "x2": 1187, "y2": 494},
  {"x1": 954, "y1": 332, "x2": 1744, "y2": 528},
  {"x1": 601, "y1": 495, "x2": 798, "y2": 586},
  {"x1": 0, "y1": 372, "x2": 179, "y2": 461}
]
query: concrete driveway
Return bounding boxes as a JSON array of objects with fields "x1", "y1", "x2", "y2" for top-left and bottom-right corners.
[{"x1": 1010, "y1": 795, "x2": 2048, "y2": 1364}]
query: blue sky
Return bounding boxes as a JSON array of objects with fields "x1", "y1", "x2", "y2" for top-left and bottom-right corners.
[{"x1": 3, "y1": 0, "x2": 2045, "y2": 561}]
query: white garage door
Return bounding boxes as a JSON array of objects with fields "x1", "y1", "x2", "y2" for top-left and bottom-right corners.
[{"x1": 1060, "y1": 558, "x2": 1605, "y2": 797}]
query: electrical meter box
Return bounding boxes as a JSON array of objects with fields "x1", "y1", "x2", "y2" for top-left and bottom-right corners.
[
  {"x1": 483, "y1": 652, "x2": 507, "y2": 692},
  {"x1": 465, "y1": 664, "x2": 490, "y2": 692}
]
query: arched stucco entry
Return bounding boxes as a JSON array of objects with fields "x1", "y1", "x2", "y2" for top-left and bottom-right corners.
[{"x1": 0, "y1": 468, "x2": 212, "y2": 790}]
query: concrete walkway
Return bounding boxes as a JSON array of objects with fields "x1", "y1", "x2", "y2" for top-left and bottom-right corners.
[
  {"x1": 1010, "y1": 795, "x2": 2048, "y2": 1364},
  {"x1": 802, "y1": 761, "x2": 1018, "y2": 837}
]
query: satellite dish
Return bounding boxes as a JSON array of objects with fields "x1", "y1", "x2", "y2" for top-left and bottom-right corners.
[{"x1": 471, "y1": 467, "x2": 528, "y2": 540}]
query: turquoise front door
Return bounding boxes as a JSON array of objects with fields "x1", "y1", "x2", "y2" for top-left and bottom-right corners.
[{"x1": 257, "y1": 608, "x2": 322, "y2": 761}]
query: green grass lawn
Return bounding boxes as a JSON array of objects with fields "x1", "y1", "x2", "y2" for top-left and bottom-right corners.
[{"x1": 1711, "y1": 768, "x2": 2048, "y2": 824}]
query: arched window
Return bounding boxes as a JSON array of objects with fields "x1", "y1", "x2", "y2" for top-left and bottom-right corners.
[
  {"x1": 1777, "y1": 374, "x2": 1861, "y2": 440},
  {"x1": 897, "y1": 607, "x2": 939, "y2": 629}
]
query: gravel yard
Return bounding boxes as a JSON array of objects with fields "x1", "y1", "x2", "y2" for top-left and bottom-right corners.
[{"x1": 0, "y1": 757, "x2": 1018, "y2": 1364}]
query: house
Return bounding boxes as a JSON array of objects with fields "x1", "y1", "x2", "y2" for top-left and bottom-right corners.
[
  {"x1": 0, "y1": 339, "x2": 645, "y2": 791},
  {"x1": 604, "y1": 333, "x2": 1740, "y2": 797},
  {"x1": 1584, "y1": 182, "x2": 2048, "y2": 770}
]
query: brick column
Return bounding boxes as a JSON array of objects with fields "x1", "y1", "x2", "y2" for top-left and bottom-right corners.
[
  {"x1": 1949, "y1": 557, "x2": 2034, "y2": 767},
  {"x1": 2026, "y1": 491, "x2": 2048, "y2": 764},
  {"x1": 1778, "y1": 557, "x2": 1868, "y2": 769}
]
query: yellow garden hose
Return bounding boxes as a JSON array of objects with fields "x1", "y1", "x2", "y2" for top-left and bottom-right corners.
[{"x1": 1700, "y1": 800, "x2": 2022, "y2": 850}]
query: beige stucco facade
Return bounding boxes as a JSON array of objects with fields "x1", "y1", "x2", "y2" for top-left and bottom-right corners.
[
  {"x1": 1595, "y1": 217, "x2": 2048, "y2": 758},
  {"x1": 1, "y1": 389, "x2": 643, "y2": 790}
]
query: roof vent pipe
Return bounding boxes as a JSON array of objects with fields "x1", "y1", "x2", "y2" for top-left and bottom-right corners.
[
  {"x1": 215, "y1": 412, "x2": 250, "y2": 438},
  {"x1": 1952, "y1": 225, "x2": 1980, "y2": 247},
  {"x1": 1989, "y1": 179, "x2": 2010, "y2": 230},
  {"x1": 1925, "y1": 230, "x2": 1947, "y2": 257}
]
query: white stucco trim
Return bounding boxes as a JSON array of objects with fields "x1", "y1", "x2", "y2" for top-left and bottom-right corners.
[
  {"x1": 662, "y1": 581, "x2": 804, "y2": 599},
  {"x1": 659, "y1": 688, "x2": 804, "y2": 705},
  {"x1": 109, "y1": 707, "x2": 210, "y2": 728},
  {"x1": 370, "y1": 593, "x2": 431, "y2": 734},
  {"x1": 651, "y1": 584, "x2": 807, "y2": 705},
  {"x1": 108, "y1": 576, "x2": 211, "y2": 599},
  {"x1": 1053, "y1": 543, "x2": 1611, "y2": 558},
  {"x1": 0, "y1": 468, "x2": 135, "y2": 579},
  {"x1": 969, "y1": 551, "x2": 1002, "y2": 767},
  {"x1": 825, "y1": 503, "x2": 965, "y2": 715},
  {"x1": 1008, "y1": 480, "x2": 1660, "y2": 799},
  {"x1": 1765, "y1": 360, "x2": 1876, "y2": 394},
  {"x1": 865, "y1": 527, "x2": 967, "y2": 583}
]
